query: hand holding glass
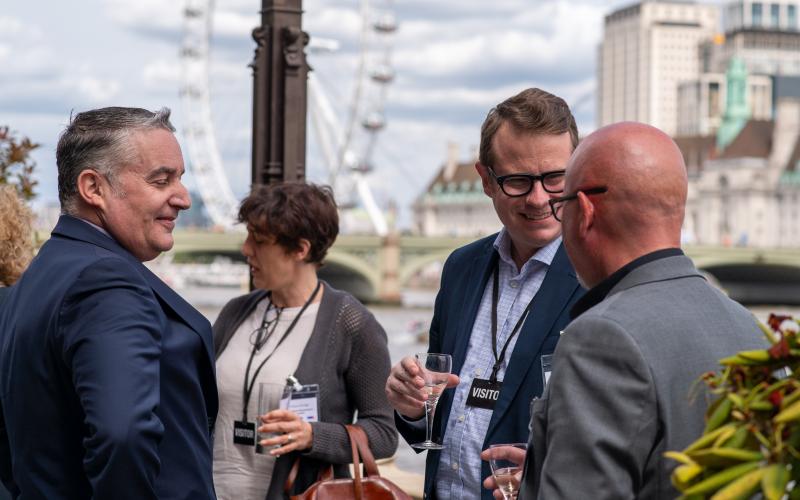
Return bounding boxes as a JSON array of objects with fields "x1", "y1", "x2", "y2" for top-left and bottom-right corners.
[
  {"x1": 488, "y1": 443, "x2": 527, "y2": 500},
  {"x1": 255, "y1": 382, "x2": 292, "y2": 454},
  {"x1": 410, "y1": 352, "x2": 452, "y2": 450}
]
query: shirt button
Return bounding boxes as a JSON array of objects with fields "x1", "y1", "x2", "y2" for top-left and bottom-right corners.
[
  {"x1": 474, "y1": 369, "x2": 481, "y2": 376},
  {"x1": 451, "y1": 462, "x2": 458, "y2": 471},
  {"x1": 458, "y1": 415, "x2": 465, "y2": 422},
  {"x1": 510, "y1": 281, "x2": 519, "y2": 289}
]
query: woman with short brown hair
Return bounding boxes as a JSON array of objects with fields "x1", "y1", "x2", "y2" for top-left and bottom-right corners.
[{"x1": 211, "y1": 182, "x2": 397, "y2": 499}]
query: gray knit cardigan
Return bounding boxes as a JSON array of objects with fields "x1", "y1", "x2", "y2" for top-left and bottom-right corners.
[{"x1": 212, "y1": 281, "x2": 398, "y2": 499}]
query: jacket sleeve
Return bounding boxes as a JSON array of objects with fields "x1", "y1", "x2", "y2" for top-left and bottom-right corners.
[
  {"x1": 303, "y1": 300, "x2": 398, "y2": 463},
  {"x1": 0, "y1": 396, "x2": 18, "y2": 497},
  {"x1": 394, "y1": 251, "x2": 453, "y2": 446},
  {"x1": 58, "y1": 258, "x2": 165, "y2": 499},
  {"x1": 532, "y1": 316, "x2": 657, "y2": 500}
]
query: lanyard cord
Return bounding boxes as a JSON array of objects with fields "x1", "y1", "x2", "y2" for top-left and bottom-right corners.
[
  {"x1": 241, "y1": 281, "x2": 322, "y2": 421},
  {"x1": 490, "y1": 261, "x2": 536, "y2": 383}
]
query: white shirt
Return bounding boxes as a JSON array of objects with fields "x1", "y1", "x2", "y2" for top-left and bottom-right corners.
[{"x1": 212, "y1": 299, "x2": 319, "y2": 500}]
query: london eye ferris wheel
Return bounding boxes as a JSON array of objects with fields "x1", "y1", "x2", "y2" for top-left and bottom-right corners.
[{"x1": 179, "y1": 0, "x2": 397, "y2": 235}]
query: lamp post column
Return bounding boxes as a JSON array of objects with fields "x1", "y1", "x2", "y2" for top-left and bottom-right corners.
[{"x1": 251, "y1": 0, "x2": 310, "y2": 186}]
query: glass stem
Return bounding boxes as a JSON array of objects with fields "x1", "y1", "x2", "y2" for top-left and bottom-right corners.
[{"x1": 424, "y1": 397, "x2": 438, "y2": 443}]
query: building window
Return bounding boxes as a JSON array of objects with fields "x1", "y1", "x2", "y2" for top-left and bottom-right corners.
[
  {"x1": 790, "y1": 5, "x2": 797, "y2": 30},
  {"x1": 771, "y1": 3, "x2": 780, "y2": 28},
  {"x1": 753, "y1": 2, "x2": 763, "y2": 27}
]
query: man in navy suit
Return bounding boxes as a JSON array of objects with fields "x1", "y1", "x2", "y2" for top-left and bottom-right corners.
[
  {"x1": 0, "y1": 107, "x2": 218, "y2": 499},
  {"x1": 385, "y1": 88, "x2": 584, "y2": 500}
]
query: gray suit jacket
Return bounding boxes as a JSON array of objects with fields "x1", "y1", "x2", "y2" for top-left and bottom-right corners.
[{"x1": 520, "y1": 255, "x2": 767, "y2": 499}]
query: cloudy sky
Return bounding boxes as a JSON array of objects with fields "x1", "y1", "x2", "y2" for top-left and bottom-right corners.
[{"x1": 2, "y1": 0, "x2": 706, "y2": 226}]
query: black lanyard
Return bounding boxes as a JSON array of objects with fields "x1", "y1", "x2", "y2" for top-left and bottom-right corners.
[
  {"x1": 490, "y1": 261, "x2": 536, "y2": 383},
  {"x1": 241, "y1": 281, "x2": 321, "y2": 421}
]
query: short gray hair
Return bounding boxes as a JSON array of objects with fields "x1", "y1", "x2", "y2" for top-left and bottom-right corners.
[{"x1": 56, "y1": 106, "x2": 176, "y2": 214}]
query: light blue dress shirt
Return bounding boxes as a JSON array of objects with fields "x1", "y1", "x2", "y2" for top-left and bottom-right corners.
[{"x1": 434, "y1": 230, "x2": 560, "y2": 499}]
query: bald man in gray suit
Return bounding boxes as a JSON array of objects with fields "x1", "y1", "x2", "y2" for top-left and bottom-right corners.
[{"x1": 511, "y1": 122, "x2": 767, "y2": 499}]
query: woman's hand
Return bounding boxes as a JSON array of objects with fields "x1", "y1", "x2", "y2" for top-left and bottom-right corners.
[{"x1": 258, "y1": 409, "x2": 313, "y2": 456}]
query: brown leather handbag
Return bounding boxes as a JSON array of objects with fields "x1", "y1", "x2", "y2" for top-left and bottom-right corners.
[{"x1": 284, "y1": 424, "x2": 412, "y2": 500}]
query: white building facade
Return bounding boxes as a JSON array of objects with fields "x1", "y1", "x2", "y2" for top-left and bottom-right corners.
[
  {"x1": 412, "y1": 145, "x2": 501, "y2": 238},
  {"x1": 597, "y1": 1, "x2": 720, "y2": 135},
  {"x1": 686, "y1": 98, "x2": 800, "y2": 247}
]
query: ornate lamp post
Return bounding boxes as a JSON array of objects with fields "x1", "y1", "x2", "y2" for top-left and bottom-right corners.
[{"x1": 251, "y1": 0, "x2": 310, "y2": 185}]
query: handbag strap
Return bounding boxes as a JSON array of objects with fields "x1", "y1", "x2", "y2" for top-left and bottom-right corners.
[
  {"x1": 283, "y1": 424, "x2": 379, "y2": 498},
  {"x1": 283, "y1": 457, "x2": 334, "y2": 495},
  {"x1": 345, "y1": 424, "x2": 380, "y2": 477},
  {"x1": 347, "y1": 425, "x2": 364, "y2": 500}
]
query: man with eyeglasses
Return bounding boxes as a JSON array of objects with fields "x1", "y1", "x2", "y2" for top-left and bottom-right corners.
[
  {"x1": 385, "y1": 88, "x2": 584, "y2": 499},
  {"x1": 517, "y1": 122, "x2": 765, "y2": 499}
]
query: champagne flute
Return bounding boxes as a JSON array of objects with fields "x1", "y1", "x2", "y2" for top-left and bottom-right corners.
[
  {"x1": 410, "y1": 352, "x2": 452, "y2": 450},
  {"x1": 488, "y1": 443, "x2": 528, "y2": 500}
]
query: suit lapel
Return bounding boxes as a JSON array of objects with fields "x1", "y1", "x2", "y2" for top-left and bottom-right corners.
[
  {"x1": 485, "y1": 244, "x2": 579, "y2": 440},
  {"x1": 447, "y1": 242, "x2": 498, "y2": 377}
]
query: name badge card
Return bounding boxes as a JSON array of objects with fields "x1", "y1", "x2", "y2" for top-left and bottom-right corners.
[
  {"x1": 233, "y1": 420, "x2": 256, "y2": 446},
  {"x1": 466, "y1": 378, "x2": 502, "y2": 410},
  {"x1": 288, "y1": 384, "x2": 319, "y2": 422}
]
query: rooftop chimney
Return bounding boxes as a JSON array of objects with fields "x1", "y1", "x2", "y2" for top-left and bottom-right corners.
[{"x1": 443, "y1": 142, "x2": 459, "y2": 182}]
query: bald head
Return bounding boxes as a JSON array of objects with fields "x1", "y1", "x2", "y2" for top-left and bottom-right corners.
[
  {"x1": 560, "y1": 122, "x2": 688, "y2": 286},
  {"x1": 571, "y1": 122, "x2": 686, "y2": 237}
]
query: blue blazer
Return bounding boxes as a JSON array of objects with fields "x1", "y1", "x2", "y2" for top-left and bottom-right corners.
[
  {"x1": 0, "y1": 216, "x2": 218, "y2": 499},
  {"x1": 395, "y1": 234, "x2": 583, "y2": 500}
]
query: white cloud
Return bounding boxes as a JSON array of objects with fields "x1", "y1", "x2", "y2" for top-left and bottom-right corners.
[
  {"x1": 74, "y1": 76, "x2": 121, "y2": 102},
  {"x1": 213, "y1": 10, "x2": 258, "y2": 38},
  {"x1": 0, "y1": 15, "x2": 42, "y2": 40},
  {"x1": 103, "y1": 0, "x2": 182, "y2": 32},
  {"x1": 143, "y1": 59, "x2": 181, "y2": 88}
]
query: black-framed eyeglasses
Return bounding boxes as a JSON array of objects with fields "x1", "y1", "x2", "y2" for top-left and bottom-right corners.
[
  {"x1": 486, "y1": 167, "x2": 566, "y2": 197},
  {"x1": 549, "y1": 187, "x2": 608, "y2": 222}
]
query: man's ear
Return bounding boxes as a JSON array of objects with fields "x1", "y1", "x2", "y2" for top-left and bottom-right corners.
[
  {"x1": 76, "y1": 169, "x2": 109, "y2": 209},
  {"x1": 476, "y1": 162, "x2": 493, "y2": 196},
  {"x1": 576, "y1": 191, "x2": 595, "y2": 237}
]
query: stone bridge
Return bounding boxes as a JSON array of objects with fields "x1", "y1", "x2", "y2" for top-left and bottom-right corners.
[{"x1": 169, "y1": 231, "x2": 800, "y2": 304}]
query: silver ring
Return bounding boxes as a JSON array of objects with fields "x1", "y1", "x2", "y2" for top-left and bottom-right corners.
[{"x1": 286, "y1": 433, "x2": 294, "y2": 443}]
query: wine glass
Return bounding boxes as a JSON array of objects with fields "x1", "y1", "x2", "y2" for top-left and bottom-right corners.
[
  {"x1": 410, "y1": 352, "x2": 452, "y2": 450},
  {"x1": 488, "y1": 443, "x2": 528, "y2": 500}
]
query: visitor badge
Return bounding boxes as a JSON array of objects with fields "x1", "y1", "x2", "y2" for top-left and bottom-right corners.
[
  {"x1": 233, "y1": 420, "x2": 256, "y2": 446},
  {"x1": 541, "y1": 354, "x2": 553, "y2": 387},
  {"x1": 288, "y1": 384, "x2": 319, "y2": 422},
  {"x1": 465, "y1": 378, "x2": 502, "y2": 410}
]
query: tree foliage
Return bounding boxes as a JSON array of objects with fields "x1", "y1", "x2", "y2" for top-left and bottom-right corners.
[{"x1": 0, "y1": 126, "x2": 39, "y2": 200}]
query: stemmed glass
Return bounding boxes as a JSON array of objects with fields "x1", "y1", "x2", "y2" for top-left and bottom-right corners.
[
  {"x1": 410, "y1": 352, "x2": 452, "y2": 450},
  {"x1": 488, "y1": 443, "x2": 528, "y2": 500}
]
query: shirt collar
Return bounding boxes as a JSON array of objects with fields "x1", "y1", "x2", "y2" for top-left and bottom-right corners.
[
  {"x1": 570, "y1": 247, "x2": 684, "y2": 319},
  {"x1": 493, "y1": 228, "x2": 561, "y2": 271},
  {"x1": 72, "y1": 215, "x2": 113, "y2": 239}
]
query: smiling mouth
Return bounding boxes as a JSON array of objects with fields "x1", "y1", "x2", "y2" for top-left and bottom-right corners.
[
  {"x1": 520, "y1": 212, "x2": 551, "y2": 221},
  {"x1": 156, "y1": 217, "x2": 176, "y2": 229}
]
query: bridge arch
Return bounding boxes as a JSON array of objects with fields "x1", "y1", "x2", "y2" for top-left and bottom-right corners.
[
  {"x1": 399, "y1": 250, "x2": 454, "y2": 288},
  {"x1": 321, "y1": 251, "x2": 381, "y2": 302},
  {"x1": 698, "y1": 262, "x2": 800, "y2": 305}
]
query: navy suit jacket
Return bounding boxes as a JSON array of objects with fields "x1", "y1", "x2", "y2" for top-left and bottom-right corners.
[
  {"x1": 0, "y1": 215, "x2": 218, "y2": 499},
  {"x1": 395, "y1": 234, "x2": 583, "y2": 500}
]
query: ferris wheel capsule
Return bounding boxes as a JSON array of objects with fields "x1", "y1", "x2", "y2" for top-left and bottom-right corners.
[
  {"x1": 370, "y1": 65, "x2": 395, "y2": 84},
  {"x1": 362, "y1": 112, "x2": 385, "y2": 132},
  {"x1": 373, "y1": 13, "x2": 398, "y2": 33}
]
